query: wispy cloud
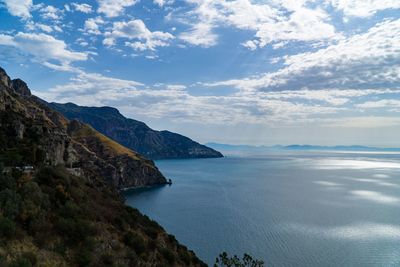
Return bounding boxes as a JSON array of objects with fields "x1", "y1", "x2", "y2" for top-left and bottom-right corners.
[
  {"x1": 104, "y1": 19, "x2": 174, "y2": 51},
  {"x1": 0, "y1": 32, "x2": 88, "y2": 71},
  {"x1": 1, "y1": 0, "x2": 32, "y2": 19},
  {"x1": 205, "y1": 19, "x2": 400, "y2": 92},
  {"x1": 97, "y1": 0, "x2": 138, "y2": 17}
]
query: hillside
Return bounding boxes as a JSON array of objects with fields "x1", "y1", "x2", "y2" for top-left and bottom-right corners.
[
  {"x1": 0, "y1": 67, "x2": 206, "y2": 266},
  {"x1": 48, "y1": 102, "x2": 223, "y2": 160},
  {"x1": 0, "y1": 67, "x2": 166, "y2": 190}
]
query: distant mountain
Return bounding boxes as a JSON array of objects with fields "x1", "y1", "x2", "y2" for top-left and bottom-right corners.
[
  {"x1": 282, "y1": 145, "x2": 400, "y2": 152},
  {"x1": 207, "y1": 143, "x2": 400, "y2": 154},
  {"x1": 48, "y1": 103, "x2": 223, "y2": 160}
]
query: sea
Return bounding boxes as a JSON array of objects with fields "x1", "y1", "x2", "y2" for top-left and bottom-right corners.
[{"x1": 123, "y1": 151, "x2": 400, "y2": 266}]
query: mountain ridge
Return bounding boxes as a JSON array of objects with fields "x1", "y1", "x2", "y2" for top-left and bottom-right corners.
[
  {"x1": 207, "y1": 142, "x2": 400, "y2": 153},
  {"x1": 48, "y1": 102, "x2": 223, "y2": 160}
]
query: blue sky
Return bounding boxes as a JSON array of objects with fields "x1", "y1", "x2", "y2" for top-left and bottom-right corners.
[{"x1": 0, "y1": 0, "x2": 399, "y2": 146}]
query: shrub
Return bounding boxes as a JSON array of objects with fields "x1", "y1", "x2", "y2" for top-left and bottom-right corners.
[
  {"x1": 58, "y1": 201, "x2": 81, "y2": 220},
  {"x1": 0, "y1": 171, "x2": 16, "y2": 190},
  {"x1": 167, "y1": 234, "x2": 177, "y2": 244},
  {"x1": 144, "y1": 227, "x2": 158, "y2": 239},
  {"x1": 147, "y1": 239, "x2": 157, "y2": 251},
  {"x1": 100, "y1": 252, "x2": 114, "y2": 266},
  {"x1": 0, "y1": 216, "x2": 16, "y2": 238},
  {"x1": 214, "y1": 252, "x2": 264, "y2": 267},
  {"x1": 0, "y1": 189, "x2": 21, "y2": 219},
  {"x1": 28, "y1": 214, "x2": 52, "y2": 245},
  {"x1": 75, "y1": 249, "x2": 92, "y2": 267},
  {"x1": 21, "y1": 252, "x2": 37, "y2": 266},
  {"x1": 9, "y1": 257, "x2": 32, "y2": 267},
  {"x1": 160, "y1": 248, "x2": 175, "y2": 264},
  {"x1": 123, "y1": 232, "x2": 146, "y2": 255},
  {"x1": 56, "y1": 218, "x2": 97, "y2": 245},
  {"x1": 178, "y1": 249, "x2": 191, "y2": 265}
]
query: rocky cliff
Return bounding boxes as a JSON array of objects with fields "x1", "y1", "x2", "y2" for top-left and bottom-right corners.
[
  {"x1": 49, "y1": 102, "x2": 224, "y2": 159},
  {"x1": 0, "y1": 67, "x2": 166, "y2": 189}
]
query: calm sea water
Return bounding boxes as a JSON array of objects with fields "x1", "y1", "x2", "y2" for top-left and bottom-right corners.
[{"x1": 124, "y1": 152, "x2": 400, "y2": 266}]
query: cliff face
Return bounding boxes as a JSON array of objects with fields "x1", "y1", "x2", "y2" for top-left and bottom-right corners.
[
  {"x1": 67, "y1": 120, "x2": 166, "y2": 189},
  {"x1": 0, "y1": 67, "x2": 166, "y2": 189},
  {"x1": 49, "y1": 102, "x2": 224, "y2": 160}
]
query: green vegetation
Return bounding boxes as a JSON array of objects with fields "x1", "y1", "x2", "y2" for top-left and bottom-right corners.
[
  {"x1": 214, "y1": 252, "x2": 264, "y2": 267},
  {"x1": 0, "y1": 164, "x2": 205, "y2": 266}
]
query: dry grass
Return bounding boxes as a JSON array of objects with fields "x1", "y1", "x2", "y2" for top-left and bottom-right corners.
[{"x1": 72, "y1": 125, "x2": 140, "y2": 160}]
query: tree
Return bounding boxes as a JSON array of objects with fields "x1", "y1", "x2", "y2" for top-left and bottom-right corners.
[
  {"x1": 214, "y1": 252, "x2": 264, "y2": 267},
  {"x1": 0, "y1": 216, "x2": 16, "y2": 238},
  {"x1": 0, "y1": 189, "x2": 21, "y2": 219}
]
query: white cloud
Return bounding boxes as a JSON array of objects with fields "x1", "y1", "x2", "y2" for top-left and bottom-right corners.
[
  {"x1": 83, "y1": 17, "x2": 105, "y2": 35},
  {"x1": 179, "y1": 23, "x2": 217, "y2": 47},
  {"x1": 37, "y1": 69, "x2": 345, "y2": 125},
  {"x1": 0, "y1": 32, "x2": 88, "y2": 71},
  {"x1": 263, "y1": 89, "x2": 400, "y2": 106},
  {"x1": 104, "y1": 19, "x2": 174, "y2": 51},
  {"x1": 97, "y1": 0, "x2": 138, "y2": 17},
  {"x1": 39, "y1": 5, "x2": 63, "y2": 21},
  {"x1": 253, "y1": 7, "x2": 336, "y2": 48},
  {"x1": 36, "y1": 71, "x2": 144, "y2": 105},
  {"x1": 71, "y1": 3, "x2": 93, "y2": 13},
  {"x1": 25, "y1": 22, "x2": 54, "y2": 33},
  {"x1": 102, "y1": 38, "x2": 115, "y2": 46},
  {"x1": 323, "y1": 117, "x2": 400, "y2": 128},
  {"x1": 153, "y1": 0, "x2": 174, "y2": 7},
  {"x1": 205, "y1": 19, "x2": 400, "y2": 92},
  {"x1": 356, "y1": 99, "x2": 400, "y2": 110},
  {"x1": 241, "y1": 40, "x2": 258, "y2": 50},
  {"x1": 178, "y1": 0, "x2": 337, "y2": 49},
  {"x1": 1, "y1": 0, "x2": 32, "y2": 19},
  {"x1": 331, "y1": 0, "x2": 400, "y2": 18}
]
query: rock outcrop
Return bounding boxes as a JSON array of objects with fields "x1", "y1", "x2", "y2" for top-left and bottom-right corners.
[
  {"x1": 11, "y1": 78, "x2": 31, "y2": 96},
  {"x1": 48, "y1": 102, "x2": 224, "y2": 159},
  {"x1": 0, "y1": 67, "x2": 11, "y2": 89}
]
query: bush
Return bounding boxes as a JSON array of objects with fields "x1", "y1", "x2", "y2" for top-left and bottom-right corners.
[
  {"x1": 0, "y1": 189, "x2": 21, "y2": 219},
  {"x1": 100, "y1": 252, "x2": 114, "y2": 266},
  {"x1": 75, "y1": 249, "x2": 92, "y2": 267},
  {"x1": 0, "y1": 171, "x2": 16, "y2": 190},
  {"x1": 0, "y1": 216, "x2": 16, "y2": 238},
  {"x1": 160, "y1": 248, "x2": 175, "y2": 264},
  {"x1": 58, "y1": 201, "x2": 81, "y2": 219},
  {"x1": 178, "y1": 249, "x2": 191, "y2": 265},
  {"x1": 21, "y1": 252, "x2": 37, "y2": 266},
  {"x1": 144, "y1": 227, "x2": 158, "y2": 239},
  {"x1": 123, "y1": 232, "x2": 146, "y2": 255},
  {"x1": 56, "y1": 218, "x2": 97, "y2": 245},
  {"x1": 9, "y1": 257, "x2": 32, "y2": 267},
  {"x1": 214, "y1": 252, "x2": 264, "y2": 267}
]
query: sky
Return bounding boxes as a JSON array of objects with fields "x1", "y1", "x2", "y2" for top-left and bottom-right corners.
[{"x1": 0, "y1": 0, "x2": 399, "y2": 147}]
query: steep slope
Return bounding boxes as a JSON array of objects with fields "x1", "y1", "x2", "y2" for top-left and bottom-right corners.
[
  {"x1": 0, "y1": 67, "x2": 166, "y2": 190},
  {"x1": 0, "y1": 68, "x2": 206, "y2": 266},
  {"x1": 49, "y1": 102, "x2": 223, "y2": 160}
]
